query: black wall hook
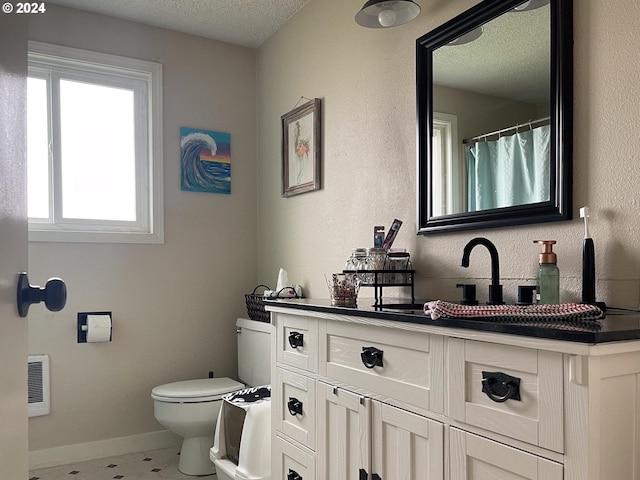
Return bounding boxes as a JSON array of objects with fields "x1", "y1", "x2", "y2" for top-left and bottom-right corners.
[{"x1": 17, "y1": 272, "x2": 67, "y2": 318}]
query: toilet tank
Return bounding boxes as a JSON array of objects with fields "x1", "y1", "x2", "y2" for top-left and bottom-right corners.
[{"x1": 236, "y1": 318, "x2": 271, "y2": 387}]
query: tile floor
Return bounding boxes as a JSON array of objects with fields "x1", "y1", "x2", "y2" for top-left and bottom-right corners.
[{"x1": 29, "y1": 447, "x2": 215, "y2": 480}]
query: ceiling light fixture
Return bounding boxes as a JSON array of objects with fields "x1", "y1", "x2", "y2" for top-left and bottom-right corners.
[
  {"x1": 355, "y1": 0, "x2": 421, "y2": 29},
  {"x1": 513, "y1": 0, "x2": 550, "y2": 12},
  {"x1": 446, "y1": 25, "x2": 483, "y2": 46}
]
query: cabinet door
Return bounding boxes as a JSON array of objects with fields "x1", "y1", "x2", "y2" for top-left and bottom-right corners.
[
  {"x1": 450, "y1": 428, "x2": 563, "y2": 480},
  {"x1": 371, "y1": 400, "x2": 444, "y2": 480},
  {"x1": 317, "y1": 382, "x2": 371, "y2": 480}
]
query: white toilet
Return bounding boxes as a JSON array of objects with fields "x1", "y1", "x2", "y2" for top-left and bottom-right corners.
[{"x1": 151, "y1": 318, "x2": 271, "y2": 476}]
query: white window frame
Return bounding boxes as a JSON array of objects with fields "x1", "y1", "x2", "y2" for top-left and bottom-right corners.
[
  {"x1": 433, "y1": 112, "x2": 463, "y2": 215},
  {"x1": 27, "y1": 41, "x2": 164, "y2": 244}
]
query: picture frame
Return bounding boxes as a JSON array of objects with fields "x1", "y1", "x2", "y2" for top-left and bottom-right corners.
[
  {"x1": 180, "y1": 127, "x2": 231, "y2": 194},
  {"x1": 281, "y1": 98, "x2": 321, "y2": 197}
]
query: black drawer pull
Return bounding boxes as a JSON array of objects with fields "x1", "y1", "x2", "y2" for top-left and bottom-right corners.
[
  {"x1": 361, "y1": 346, "x2": 384, "y2": 369},
  {"x1": 287, "y1": 397, "x2": 303, "y2": 416},
  {"x1": 359, "y1": 468, "x2": 382, "y2": 480},
  {"x1": 287, "y1": 468, "x2": 303, "y2": 480},
  {"x1": 288, "y1": 331, "x2": 304, "y2": 349},
  {"x1": 481, "y1": 371, "x2": 521, "y2": 403}
]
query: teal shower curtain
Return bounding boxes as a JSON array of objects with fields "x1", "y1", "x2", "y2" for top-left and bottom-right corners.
[{"x1": 467, "y1": 125, "x2": 550, "y2": 211}]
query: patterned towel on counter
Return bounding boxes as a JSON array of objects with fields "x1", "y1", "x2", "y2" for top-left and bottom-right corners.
[{"x1": 424, "y1": 300, "x2": 604, "y2": 331}]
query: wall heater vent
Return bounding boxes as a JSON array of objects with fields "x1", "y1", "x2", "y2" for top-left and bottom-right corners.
[{"x1": 28, "y1": 354, "x2": 50, "y2": 417}]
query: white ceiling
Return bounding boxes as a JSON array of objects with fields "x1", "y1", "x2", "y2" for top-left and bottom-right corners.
[
  {"x1": 45, "y1": 0, "x2": 312, "y2": 48},
  {"x1": 433, "y1": 4, "x2": 550, "y2": 102}
]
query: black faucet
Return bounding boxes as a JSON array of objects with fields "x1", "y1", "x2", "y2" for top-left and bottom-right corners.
[{"x1": 461, "y1": 237, "x2": 504, "y2": 305}]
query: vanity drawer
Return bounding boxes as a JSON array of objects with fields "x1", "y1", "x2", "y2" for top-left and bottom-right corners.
[
  {"x1": 448, "y1": 338, "x2": 563, "y2": 453},
  {"x1": 275, "y1": 313, "x2": 318, "y2": 373},
  {"x1": 319, "y1": 320, "x2": 443, "y2": 413},
  {"x1": 274, "y1": 367, "x2": 316, "y2": 451},
  {"x1": 449, "y1": 428, "x2": 563, "y2": 480},
  {"x1": 274, "y1": 434, "x2": 316, "y2": 480}
]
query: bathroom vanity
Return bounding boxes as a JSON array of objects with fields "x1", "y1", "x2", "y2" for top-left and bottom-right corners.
[{"x1": 266, "y1": 299, "x2": 640, "y2": 480}]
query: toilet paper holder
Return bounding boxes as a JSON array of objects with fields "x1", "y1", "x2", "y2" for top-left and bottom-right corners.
[{"x1": 77, "y1": 311, "x2": 112, "y2": 343}]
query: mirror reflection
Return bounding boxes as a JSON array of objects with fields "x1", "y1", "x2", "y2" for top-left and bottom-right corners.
[
  {"x1": 416, "y1": 0, "x2": 572, "y2": 234},
  {"x1": 432, "y1": 2, "x2": 550, "y2": 216}
]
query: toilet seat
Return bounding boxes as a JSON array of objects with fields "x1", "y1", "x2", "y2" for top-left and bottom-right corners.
[{"x1": 152, "y1": 378, "x2": 244, "y2": 403}]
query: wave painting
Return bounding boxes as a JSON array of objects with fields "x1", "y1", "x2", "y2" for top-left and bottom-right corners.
[{"x1": 180, "y1": 127, "x2": 231, "y2": 194}]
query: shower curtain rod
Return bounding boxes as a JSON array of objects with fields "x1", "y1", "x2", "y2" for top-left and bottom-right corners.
[{"x1": 462, "y1": 116, "x2": 551, "y2": 145}]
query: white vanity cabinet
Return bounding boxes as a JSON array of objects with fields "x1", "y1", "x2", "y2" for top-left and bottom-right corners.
[
  {"x1": 272, "y1": 312, "x2": 444, "y2": 480},
  {"x1": 269, "y1": 305, "x2": 640, "y2": 480}
]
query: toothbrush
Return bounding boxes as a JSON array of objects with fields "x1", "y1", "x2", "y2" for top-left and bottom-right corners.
[{"x1": 580, "y1": 206, "x2": 596, "y2": 304}]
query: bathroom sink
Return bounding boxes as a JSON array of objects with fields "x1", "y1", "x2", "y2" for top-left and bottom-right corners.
[{"x1": 374, "y1": 302, "x2": 425, "y2": 313}]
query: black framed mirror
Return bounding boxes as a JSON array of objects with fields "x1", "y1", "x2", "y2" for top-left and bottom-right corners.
[{"x1": 416, "y1": 0, "x2": 572, "y2": 233}]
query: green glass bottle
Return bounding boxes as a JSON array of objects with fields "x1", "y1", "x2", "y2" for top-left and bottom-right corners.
[{"x1": 534, "y1": 240, "x2": 560, "y2": 304}]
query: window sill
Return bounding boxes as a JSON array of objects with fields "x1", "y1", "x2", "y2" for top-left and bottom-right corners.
[{"x1": 28, "y1": 228, "x2": 164, "y2": 244}]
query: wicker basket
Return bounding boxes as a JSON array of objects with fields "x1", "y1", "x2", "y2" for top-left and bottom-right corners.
[{"x1": 245, "y1": 285, "x2": 271, "y2": 323}]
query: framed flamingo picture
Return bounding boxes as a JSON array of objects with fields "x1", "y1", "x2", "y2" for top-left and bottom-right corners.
[{"x1": 281, "y1": 98, "x2": 321, "y2": 197}]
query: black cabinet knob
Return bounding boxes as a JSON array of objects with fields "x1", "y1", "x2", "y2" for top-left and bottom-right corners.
[
  {"x1": 481, "y1": 371, "x2": 521, "y2": 403},
  {"x1": 287, "y1": 468, "x2": 303, "y2": 480},
  {"x1": 288, "y1": 331, "x2": 304, "y2": 349},
  {"x1": 361, "y1": 346, "x2": 384, "y2": 369},
  {"x1": 287, "y1": 397, "x2": 303, "y2": 416}
]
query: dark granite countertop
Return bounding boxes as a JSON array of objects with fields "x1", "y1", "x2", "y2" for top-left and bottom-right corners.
[{"x1": 266, "y1": 298, "x2": 640, "y2": 344}]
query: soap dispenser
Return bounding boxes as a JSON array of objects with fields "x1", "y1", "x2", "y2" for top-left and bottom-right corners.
[{"x1": 534, "y1": 240, "x2": 559, "y2": 304}]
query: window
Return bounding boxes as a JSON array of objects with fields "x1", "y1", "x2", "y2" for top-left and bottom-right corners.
[
  {"x1": 432, "y1": 112, "x2": 462, "y2": 216},
  {"x1": 27, "y1": 41, "x2": 163, "y2": 243}
]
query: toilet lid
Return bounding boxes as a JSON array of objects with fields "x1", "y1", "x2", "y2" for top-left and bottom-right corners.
[{"x1": 151, "y1": 378, "x2": 244, "y2": 402}]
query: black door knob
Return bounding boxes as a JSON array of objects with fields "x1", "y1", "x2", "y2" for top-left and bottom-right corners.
[{"x1": 17, "y1": 272, "x2": 67, "y2": 317}]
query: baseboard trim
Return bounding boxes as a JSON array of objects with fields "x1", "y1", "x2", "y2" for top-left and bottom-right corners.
[{"x1": 29, "y1": 430, "x2": 181, "y2": 470}]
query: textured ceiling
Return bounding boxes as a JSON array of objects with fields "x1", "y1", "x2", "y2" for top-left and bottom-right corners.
[
  {"x1": 45, "y1": 0, "x2": 312, "y2": 48},
  {"x1": 45, "y1": 0, "x2": 548, "y2": 98},
  {"x1": 433, "y1": 4, "x2": 550, "y2": 102}
]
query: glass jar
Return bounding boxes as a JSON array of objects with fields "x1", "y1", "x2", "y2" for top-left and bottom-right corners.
[
  {"x1": 356, "y1": 248, "x2": 371, "y2": 284},
  {"x1": 385, "y1": 250, "x2": 411, "y2": 284},
  {"x1": 346, "y1": 248, "x2": 368, "y2": 270},
  {"x1": 366, "y1": 247, "x2": 386, "y2": 284}
]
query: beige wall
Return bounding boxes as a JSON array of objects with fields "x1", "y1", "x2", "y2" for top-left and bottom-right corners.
[
  {"x1": 27, "y1": 6, "x2": 257, "y2": 451},
  {"x1": 434, "y1": 84, "x2": 541, "y2": 144},
  {"x1": 257, "y1": 0, "x2": 640, "y2": 308}
]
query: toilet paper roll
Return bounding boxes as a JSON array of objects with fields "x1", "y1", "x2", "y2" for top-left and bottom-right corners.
[{"x1": 86, "y1": 314, "x2": 112, "y2": 342}]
